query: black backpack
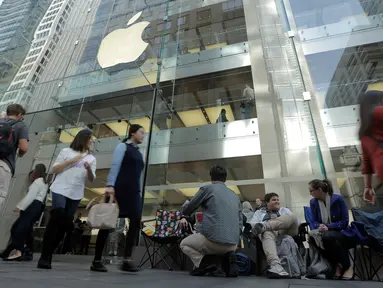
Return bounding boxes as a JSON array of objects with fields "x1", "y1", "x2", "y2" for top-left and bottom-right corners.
[{"x1": 0, "y1": 118, "x2": 17, "y2": 158}]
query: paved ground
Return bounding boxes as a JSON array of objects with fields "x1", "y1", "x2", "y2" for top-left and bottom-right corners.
[{"x1": 0, "y1": 255, "x2": 382, "y2": 288}]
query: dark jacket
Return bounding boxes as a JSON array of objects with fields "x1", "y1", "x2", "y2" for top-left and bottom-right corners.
[{"x1": 310, "y1": 194, "x2": 349, "y2": 230}]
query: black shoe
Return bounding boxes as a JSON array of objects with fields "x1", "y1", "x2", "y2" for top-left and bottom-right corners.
[
  {"x1": 37, "y1": 258, "x2": 52, "y2": 269},
  {"x1": 91, "y1": 261, "x2": 108, "y2": 272},
  {"x1": 120, "y1": 259, "x2": 140, "y2": 272},
  {"x1": 190, "y1": 264, "x2": 217, "y2": 276},
  {"x1": 224, "y1": 252, "x2": 238, "y2": 278}
]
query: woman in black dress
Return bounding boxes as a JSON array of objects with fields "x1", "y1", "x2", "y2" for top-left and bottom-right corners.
[{"x1": 91, "y1": 124, "x2": 145, "y2": 272}]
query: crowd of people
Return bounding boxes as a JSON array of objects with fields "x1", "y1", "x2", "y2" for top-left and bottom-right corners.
[{"x1": 0, "y1": 90, "x2": 382, "y2": 279}]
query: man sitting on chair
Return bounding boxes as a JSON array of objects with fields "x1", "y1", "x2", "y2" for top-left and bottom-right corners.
[
  {"x1": 179, "y1": 165, "x2": 242, "y2": 277},
  {"x1": 250, "y1": 193, "x2": 299, "y2": 278}
]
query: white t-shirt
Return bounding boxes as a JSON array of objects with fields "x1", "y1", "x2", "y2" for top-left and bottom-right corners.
[
  {"x1": 50, "y1": 148, "x2": 97, "y2": 200},
  {"x1": 16, "y1": 177, "x2": 48, "y2": 211}
]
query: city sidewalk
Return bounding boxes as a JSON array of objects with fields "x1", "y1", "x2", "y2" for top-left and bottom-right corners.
[{"x1": 0, "y1": 255, "x2": 382, "y2": 288}]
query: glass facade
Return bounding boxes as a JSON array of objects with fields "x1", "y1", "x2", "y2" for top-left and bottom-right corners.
[{"x1": 0, "y1": 0, "x2": 381, "y2": 248}]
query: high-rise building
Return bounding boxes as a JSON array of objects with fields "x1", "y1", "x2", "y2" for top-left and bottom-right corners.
[{"x1": 0, "y1": 0, "x2": 51, "y2": 104}]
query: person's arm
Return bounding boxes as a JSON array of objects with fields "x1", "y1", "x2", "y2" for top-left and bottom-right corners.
[
  {"x1": 85, "y1": 156, "x2": 96, "y2": 182},
  {"x1": 326, "y1": 197, "x2": 349, "y2": 230},
  {"x1": 249, "y1": 210, "x2": 263, "y2": 227},
  {"x1": 106, "y1": 143, "x2": 126, "y2": 187},
  {"x1": 16, "y1": 181, "x2": 40, "y2": 211},
  {"x1": 51, "y1": 150, "x2": 83, "y2": 174},
  {"x1": 361, "y1": 141, "x2": 373, "y2": 183},
  {"x1": 238, "y1": 202, "x2": 243, "y2": 234},
  {"x1": 310, "y1": 201, "x2": 321, "y2": 230},
  {"x1": 181, "y1": 186, "x2": 209, "y2": 216},
  {"x1": 17, "y1": 124, "x2": 29, "y2": 157}
]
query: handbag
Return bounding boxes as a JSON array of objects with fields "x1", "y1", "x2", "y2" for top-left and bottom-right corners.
[{"x1": 87, "y1": 195, "x2": 119, "y2": 230}]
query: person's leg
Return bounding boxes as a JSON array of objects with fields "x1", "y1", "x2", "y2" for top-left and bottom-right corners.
[
  {"x1": 0, "y1": 160, "x2": 12, "y2": 216},
  {"x1": 91, "y1": 229, "x2": 111, "y2": 272},
  {"x1": 120, "y1": 216, "x2": 141, "y2": 272},
  {"x1": 254, "y1": 214, "x2": 299, "y2": 237},
  {"x1": 260, "y1": 231, "x2": 289, "y2": 278},
  {"x1": 38, "y1": 194, "x2": 79, "y2": 269},
  {"x1": 322, "y1": 231, "x2": 351, "y2": 276},
  {"x1": 180, "y1": 233, "x2": 209, "y2": 269},
  {"x1": 84, "y1": 236, "x2": 91, "y2": 255}
]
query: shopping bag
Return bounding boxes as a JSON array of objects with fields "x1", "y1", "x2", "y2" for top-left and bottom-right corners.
[{"x1": 87, "y1": 195, "x2": 119, "y2": 230}]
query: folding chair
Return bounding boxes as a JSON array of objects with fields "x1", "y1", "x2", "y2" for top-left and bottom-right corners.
[
  {"x1": 351, "y1": 209, "x2": 383, "y2": 282},
  {"x1": 138, "y1": 210, "x2": 187, "y2": 271}
]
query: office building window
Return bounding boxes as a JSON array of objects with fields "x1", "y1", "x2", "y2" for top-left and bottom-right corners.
[
  {"x1": 197, "y1": 9, "x2": 211, "y2": 20},
  {"x1": 177, "y1": 15, "x2": 188, "y2": 26},
  {"x1": 157, "y1": 21, "x2": 172, "y2": 32},
  {"x1": 222, "y1": 0, "x2": 243, "y2": 11}
]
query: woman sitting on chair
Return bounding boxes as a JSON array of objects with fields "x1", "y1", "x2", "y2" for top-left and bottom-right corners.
[{"x1": 308, "y1": 179, "x2": 353, "y2": 280}]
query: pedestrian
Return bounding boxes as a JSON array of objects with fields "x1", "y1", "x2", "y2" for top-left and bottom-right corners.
[
  {"x1": 90, "y1": 124, "x2": 145, "y2": 273},
  {"x1": 0, "y1": 104, "x2": 28, "y2": 215},
  {"x1": 37, "y1": 129, "x2": 96, "y2": 269},
  {"x1": 1, "y1": 164, "x2": 48, "y2": 261}
]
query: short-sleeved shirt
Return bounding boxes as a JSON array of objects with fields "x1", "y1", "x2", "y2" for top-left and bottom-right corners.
[
  {"x1": 0, "y1": 118, "x2": 29, "y2": 175},
  {"x1": 50, "y1": 148, "x2": 97, "y2": 200}
]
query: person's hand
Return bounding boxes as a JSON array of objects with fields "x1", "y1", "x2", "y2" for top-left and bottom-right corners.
[
  {"x1": 13, "y1": 208, "x2": 20, "y2": 215},
  {"x1": 179, "y1": 218, "x2": 188, "y2": 229},
  {"x1": 319, "y1": 224, "x2": 328, "y2": 231},
  {"x1": 84, "y1": 161, "x2": 92, "y2": 170},
  {"x1": 363, "y1": 187, "x2": 375, "y2": 205},
  {"x1": 105, "y1": 186, "x2": 115, "y2": 196}
]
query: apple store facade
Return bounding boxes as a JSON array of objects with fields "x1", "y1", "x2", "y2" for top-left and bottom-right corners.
[{"x1": 0, "y1": 0, "x2": 382, "y2": 248}]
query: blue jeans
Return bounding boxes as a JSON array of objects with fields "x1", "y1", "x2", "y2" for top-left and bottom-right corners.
[{"x1": 51, "y1": 192, "x2": 80, "y2": 220}]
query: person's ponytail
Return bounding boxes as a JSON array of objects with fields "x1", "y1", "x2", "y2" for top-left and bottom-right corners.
[{"x1": 322, "y1": 179, "x2": 334, "y2": 196}]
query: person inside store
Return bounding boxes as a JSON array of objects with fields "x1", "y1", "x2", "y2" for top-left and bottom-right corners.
[
  {"x1": 255, "y1": 198, "x2": 264, "y2": 210},
  {"x1": 37, "y1": 129, "x2": 96, "y2": 269},
  {"x1": 90, "y1": 124, "x2": 145, "y2": 273},
  {"x1": 250, "y1": 193, "x2": 299, "y2": 278},
  {"x1": 179, "y1": 165, "x2": 242, "y2": 277},
  {"x1": 1, "y1": 164, "x2": 48, "y2": 261},
  {"x1": 308, "y1": 179, "x2": 353, "y2": 279},
  {"x1": 0, "y1": 104, "x2": 29, "y2": 216},
  {"x1": 242, "y1": 201, "x2": 254, "y2": 223},
  {"x1": 216, "y1": 109, "x2": 229, "y2": 123},
  {"x1": 358, "y1": 90, "x2": 383, "y2": 205}
]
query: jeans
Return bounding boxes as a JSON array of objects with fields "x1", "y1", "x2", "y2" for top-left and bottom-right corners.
[{"x1": 40, "y1": 193, "x2": 80, "y2": 260}]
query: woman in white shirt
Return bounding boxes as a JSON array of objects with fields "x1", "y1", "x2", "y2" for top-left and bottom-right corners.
[
  {"x1": 1, "y1": 164, "x2": 48, "y2": 261},
  {"x1": 38, "y1": 129, "x2": 96, "y2": 270}
]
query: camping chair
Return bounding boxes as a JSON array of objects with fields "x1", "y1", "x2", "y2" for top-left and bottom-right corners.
[
  {"x1": 139, "y1": 210, "x2": 187, "y2": 271},
  {"x1": 351, "y1": 208, "x2": 383, "y2": 281},
  {"x1": 303, "y1": 206, "x2": 365, "y2": 280}
]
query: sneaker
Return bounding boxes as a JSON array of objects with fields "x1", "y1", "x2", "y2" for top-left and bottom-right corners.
[
  {"x1": 252, "y1": 223, "x2": 266, "y2": 236},
  {"x1": 190, "y1": 264, "x2": 217, "y2": 276},
  {"x1": 120, "y1": 259, "x2": 140, "y2": 272},
  {"x1": 37, "y1": 258, "x2": 52, "y2": 269},
  {"x1": 268, "y1": 264, "x2": 289, "y2": 279},
  {"x1": 91, "y1": 261, "x2": 108, "y2": 272}
]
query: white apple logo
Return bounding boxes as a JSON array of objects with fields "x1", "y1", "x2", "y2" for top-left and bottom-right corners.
[{"x1": 97, "y1": 11, "x2": 150, "y2": 69}]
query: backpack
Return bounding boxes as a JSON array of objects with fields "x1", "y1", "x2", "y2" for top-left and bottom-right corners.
[{"x1": 0, "y1": 119, "x2": 17, "y2": 158}]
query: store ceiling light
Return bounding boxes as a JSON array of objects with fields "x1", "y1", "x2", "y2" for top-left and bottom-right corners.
[
  {"x1": 89, "y1": 187, "x2": 156, "y2": 199},
  {"x1": 178, "y1": 109, "x2": 207, "y2": 127},
  {"x1": 178, "y1": 184, "x2": 240, "y2": 197},
  {"x1": 130, "y1": 117, "x2": 159, "y2": 132},
  {"x1": 106, "y1": 121, "x2": 129, "y2": 136},
  {"x1": 59, "y1": 127, "x2": 96, "y2": 143}
]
